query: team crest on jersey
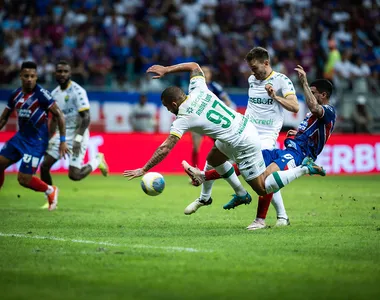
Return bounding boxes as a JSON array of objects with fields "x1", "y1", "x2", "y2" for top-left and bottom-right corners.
[{"x1": 65, "y1": 95, "x2": 69, "y2": 102}]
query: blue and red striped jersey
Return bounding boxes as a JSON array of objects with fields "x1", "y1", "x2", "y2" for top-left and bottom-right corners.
[
  {"x1": 286, "y1": 104, "x2": 336, "y2": 160},
  {"x1": 6, "y1": 84, "x2": 55, "y2": 143}
]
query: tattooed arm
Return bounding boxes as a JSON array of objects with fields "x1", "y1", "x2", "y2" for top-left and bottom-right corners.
[
  {"x1": 147, "y1": 62, "x2": 205, "y2": 79},
  {"x1": 294, "y1": 65, "x2": 324, "y2": 118},
  {"x1": 123, "y1": 135, "x2": 180, "y2": 179}
]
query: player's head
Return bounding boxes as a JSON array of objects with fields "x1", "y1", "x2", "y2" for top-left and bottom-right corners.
[
  {"x1": 20, "y1": 61, "x2": 38, "y2": 92},
  {"x1": 201, "y1": 66, "x2": 212, "y2": 83},
  {"x1": 245, "y1": 47, "x2": 271, "y2": 81},
  {"x1": 161, "y1": 86, "x2": 186, "y2": 115},
  {"x1": 310, "y1": 79, "x2": 333, "y2": 105},
  {"x1": 55, "y1": 60, "x2": 71, "y2": 87}
]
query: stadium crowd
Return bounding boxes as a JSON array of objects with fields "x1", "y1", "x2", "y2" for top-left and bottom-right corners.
[{"x1": 1, "y1": 0, "x2": 379, "y2": 88}]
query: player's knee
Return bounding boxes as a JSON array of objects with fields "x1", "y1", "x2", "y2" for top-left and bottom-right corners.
[
  {"x1": 68, "y1": 170, "x2": 81, "y2": 181},
  {"x1": 17, "y1": 173, "x2": 31, "y2": 187}
]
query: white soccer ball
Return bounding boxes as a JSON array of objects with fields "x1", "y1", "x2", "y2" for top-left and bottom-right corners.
[{"x1": 141, "y1": 172, "x2": 165, "y2": 196}]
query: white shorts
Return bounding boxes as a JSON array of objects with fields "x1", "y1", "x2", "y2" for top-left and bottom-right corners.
[
  {"x1": 46, "y1": 131, "x2": 89, "y2": 169},
  {"x1": 259, "y1": 135, "x2": 277, "y2": 150},
  {"x1": 215, "y1": 123, "x2": 266, "y2": 181}
]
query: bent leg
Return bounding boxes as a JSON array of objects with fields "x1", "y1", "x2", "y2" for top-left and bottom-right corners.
[
  {"x1": 68, "y1": 165, "x2": 92, "y2": 181},
  {"x1": 40, "y1": 154, "x2": 58, "y2": 185},
  {"x1": 191, "y1": 132, "x2": 202, "y2": 167},
  {"x1": 0, "y1": 155, "x2": 15, "y2": 189}
]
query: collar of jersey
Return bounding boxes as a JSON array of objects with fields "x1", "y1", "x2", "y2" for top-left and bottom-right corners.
[
  {"x1": 60, "y1": 80, "x2": 72, "y2": 91},
  {"x1": 264, "y1": 70, "x2": 275, "y2": 81}
]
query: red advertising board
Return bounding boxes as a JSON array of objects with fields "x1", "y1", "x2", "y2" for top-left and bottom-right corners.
[{"x1": 1, "y1": 132, "x2": 380, "y2": 174}]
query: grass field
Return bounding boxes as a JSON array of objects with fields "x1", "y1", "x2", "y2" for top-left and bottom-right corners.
[{"x1": 1, "y1": 174, "x2": 380, "y2": 300}]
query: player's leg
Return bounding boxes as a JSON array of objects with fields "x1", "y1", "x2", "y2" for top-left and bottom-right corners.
[
  {"x1": 191, "y1": 132, "x2": 202, "y2": 167},
  {"x1": 272, "y1": 191, "x2": 290, "y2": 226},
  {"x1": 0, "y1": 155, "x2": 15, "y2": 189},
  {"x1": 40, "y1": 154, "x2": 58, "y2": 185},
  {"x1": 18, "y1": 151, "x2": 58, "y2": 211}
]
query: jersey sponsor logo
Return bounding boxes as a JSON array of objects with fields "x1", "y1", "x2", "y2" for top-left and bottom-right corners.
[
  {"x1": 18, "y1": 109, "x2": 31, "y2": 118},
  {"x1": 250, "y1": 117, "x2": 274, "y2": 126},
  {"x1": 65, "y1": 95, "x2": 69, "y2": 102},
  {"x1": 62, "y1": 107, "x2": 75, "y2": 115},
  {"x1": 248, "y1": 97, "x2": 274, "y2": 105}
]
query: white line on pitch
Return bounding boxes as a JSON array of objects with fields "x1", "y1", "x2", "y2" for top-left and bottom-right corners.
[{"x1": 0, "y1": 233, "x2": 207, "y2": 253}]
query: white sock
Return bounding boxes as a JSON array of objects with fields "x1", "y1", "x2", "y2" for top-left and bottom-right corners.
[
  {"x1": 45, "y1": 185, "x2": 54, "y2": 195},
  {"x1": 214, "y1": 161, "x2": 246, "y2": 196},
  {"x1": 200, "y1": 162, "x2": 214, "y2": 201},
  {"x1": 87, "y1": 156, "x2": 101, "y2": 171},
  {"x1": 265, "y1": 166, "x2": 308, "y2": 193},
  {"x1": 271, "y1": 191, "x2": 288, "y2": 219}
]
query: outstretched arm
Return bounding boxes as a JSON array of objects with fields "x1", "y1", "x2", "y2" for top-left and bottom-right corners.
[
  {"x1": 294, "y1": 65, "x2": 324, "y2": 118},
  {"x1": 0, "y1": 108, "x2": 12, "y2": 130},
  {"x1": 123, "y1": 135, "x2": 180, "y2": 180},
  {"x1": 147, "y1": 62, "x2": 204, "y2": 79}
]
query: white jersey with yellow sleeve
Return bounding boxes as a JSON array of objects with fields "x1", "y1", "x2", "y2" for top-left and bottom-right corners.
[
  {"x1": 245, "y1": 71, "x2": 296, "y2": 147},
  {"x1": 47, "y1": 81, "x2": 90, "y2": 168},
  {"x1": 170, "y1": 76, "x2": 265, "y2": 180},
  {"x1": 51, "y1": 80, "x2": 90, "y2": 138}
]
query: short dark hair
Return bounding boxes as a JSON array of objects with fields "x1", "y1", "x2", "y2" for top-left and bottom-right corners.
[
  {"x1": 56, "y1": 60, "x2": 70, "y2": 68},
  {"x1": 21, "y1": 61, "x2": 37, "y2": 70},
  {"x1": 310, "y1": 79, "x2": 333, "y2": 98},
  {"x1": 245, "y1": 47, "x2": 270, "y2": 62},
  {"x1": 161, "y1": 86, "x2": 186, "y2": 103}
]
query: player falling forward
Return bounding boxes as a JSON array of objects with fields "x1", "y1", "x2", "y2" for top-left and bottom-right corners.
[
  {"x1": 184, "y1": 47, "x2": 299, "y2": 226},
  {"x1": 190, "y1": 66, "x2": 232, "y2": 167},
  {"x1": 0, "y1": 61, "x2": 69, "y2": 211},
  {"x1": 123, "y1": 62, "x2": 326, "y2": 221},
  {"x1": 40, "y1": 61, "x2": 108, "y2": 200},
  {"x1": 183, "y1": 66, "x2": 336, "y2": 229}
]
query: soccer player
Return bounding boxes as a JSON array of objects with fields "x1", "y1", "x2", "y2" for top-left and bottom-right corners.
[
  {"x1": 123, "y1": 63, "x2": 325, "y2": 214},
  {"x1": 185, "y1": 47, "x2": 299, "y2": 225},
  {"x1": 40, "y1": 61, "x2": 108, "y2": 191},
  {"x1": 183, "y1": 66, "x2": 336, "y2": 230},
  {"x1": 190, "y1": 66, "x2": 232, "y2": 167},
  {"x1": 0, "y1": 61, "x2": 69, "y2": 211}
]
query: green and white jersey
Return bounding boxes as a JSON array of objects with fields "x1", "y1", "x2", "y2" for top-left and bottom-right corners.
[
  {"x1": 170, "y1": 76, "x2": 249, "y2": 147},
  {"x1": 51, "y1": 80, "x2": 90, "y2": 137},
  {"x1": 246, "y1": 71, "x2": 296, "y2": 140}
]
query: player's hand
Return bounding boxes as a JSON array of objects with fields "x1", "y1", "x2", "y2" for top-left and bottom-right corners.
[
  {"x1": 286, "y1": 129, "x2": 298, "y2": 137},
  {"x1": 72, "y1": 141, "x2": 81, "y2": 156},
  {"x1": 123, "y1": 168, "x2": 146, "y2": 180},
  {"x1": 265, "y1": 84, "x2": 276, "y2": 99},
  {"x1": 146, "y1": 65, "x2": 167, "y2": 79},
  {"x1": 294, "y1": 65, "x2": 308, "y2": 85},
  {"x1": 59, "y1": 142, "x2": 71, "y2": 159}
]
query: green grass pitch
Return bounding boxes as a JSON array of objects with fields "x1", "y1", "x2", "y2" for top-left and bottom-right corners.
[{"x1": 1, "y1": 174, "x2": 380, "y2": 300}]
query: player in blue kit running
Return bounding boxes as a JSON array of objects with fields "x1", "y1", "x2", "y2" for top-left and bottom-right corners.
[{"x1": 0, "y1": 61, "x2": 69, "y2": 211}]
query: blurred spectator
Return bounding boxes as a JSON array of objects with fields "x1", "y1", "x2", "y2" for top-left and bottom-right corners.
[
  {"x1": 324, "y1": 39, "x2": 341, "y2": 81},
  {"x1": 352, "y1": 95, "x2": 373, "y2": 133},
  {"x1": 129, "y1": 94, "x2": 157, "y2": 133}
]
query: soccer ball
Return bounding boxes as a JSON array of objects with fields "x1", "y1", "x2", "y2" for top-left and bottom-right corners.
[{"x1": 141, "y1": 172, "x2": 165, "y2": 196}]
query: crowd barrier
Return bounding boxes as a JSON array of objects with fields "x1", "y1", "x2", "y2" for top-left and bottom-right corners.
[{"x1": 1, "y1": 132, "x2": 379, "y2": 175}]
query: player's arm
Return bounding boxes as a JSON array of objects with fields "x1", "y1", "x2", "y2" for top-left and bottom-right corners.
[
  {"x1": 294, "y1": 65, "x2": 323, "y2": 118},
  {"x1": 49, "y1": 102, "x2": 70, "y2": 158},
  {"x1": 265, "y1": 84, "x2": 299, "y2": 113},
  {"x1": 147, "y1": 62, "x2": 204, "y2": 79},
  {"x1": 48, "y1": 115, "x2": 58, "y2": 139},
  {"x1": 72, "y1": 109, "x2": 90, "y2": 156},
  {"x1": 123, "y1": 135, "x2": 180, "y2": 180},
  {"x1": 0, "y1": 108, "x2": 12, "y2": 130}
]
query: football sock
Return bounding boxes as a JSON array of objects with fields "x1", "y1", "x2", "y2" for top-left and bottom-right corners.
[
  {"x1": 256, "y1": 192, "x2": 273, "y2": 219},
  {"x1": 271, "y1": 191, "x2": 288, "y2": 219},
  {"x1": 28, "y1": 176, "x2": 49, "y2": 192},
  {"x1": 87, "y1": 156, "x2": 101, "y2": 171},
  {"x1": 214, "y1": 162, "x2": 246, "y2": 196},
  {"x1": 45, "y1": 185, "x2": 55, "y2": 195},
  {"x1": 265, "y1": 166, "x2": 308, "y2": 193},
  {"x1": 0, "y1": 170, "x2": 4, "y2": 188},
  {"x1": 204, "y1": 163, "x2": 240, "y2": 181},
  {"x1": 191, "y1": 149, "x2": 199, "y2": 167},
  {"x1": 200, "y1": 162, "x2": 214, "y2": 201}
]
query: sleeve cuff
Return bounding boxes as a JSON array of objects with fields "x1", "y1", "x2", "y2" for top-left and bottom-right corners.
[{"x1": 170, "y1": 132, "x2": 182, "y2": 139}]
